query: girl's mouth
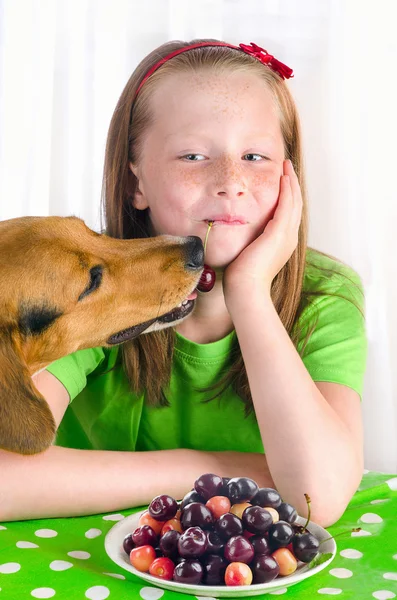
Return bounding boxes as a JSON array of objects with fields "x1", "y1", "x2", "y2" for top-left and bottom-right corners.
[{"x1": 204, "y1": 216, "x2": 247, "y2": 226}]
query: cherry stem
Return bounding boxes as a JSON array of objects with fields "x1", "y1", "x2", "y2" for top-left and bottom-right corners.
[
  {"x1": 319, "y1": 527, "x2": 362, "y2": 546},
  {"x1": 204, "y1": 221, "x2": 213, "y2": 254},
  {"x1": 303, "y1": 493, "x2": 311, "y2": 531}
]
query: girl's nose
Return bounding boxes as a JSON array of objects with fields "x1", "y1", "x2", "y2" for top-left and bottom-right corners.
[{"x1": 210, "y1": 156, "x2": 248, "y2": 198}]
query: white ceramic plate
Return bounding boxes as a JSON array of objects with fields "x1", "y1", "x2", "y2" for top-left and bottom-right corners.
[{"x1": 105, "y1": 510, "x2": 336, "y2": 597}]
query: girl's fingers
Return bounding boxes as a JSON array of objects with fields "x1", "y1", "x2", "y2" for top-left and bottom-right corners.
[
  {"x1": 273, "y1": 175, "x2": 292, "y2": 225},
  {"x1": 285, "y1": 160, "x2": 303, "y2": 229}
]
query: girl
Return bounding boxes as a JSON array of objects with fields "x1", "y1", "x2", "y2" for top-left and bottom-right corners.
[{"x1": 0, "y1": 39, "x2": 367, "y2": 526}]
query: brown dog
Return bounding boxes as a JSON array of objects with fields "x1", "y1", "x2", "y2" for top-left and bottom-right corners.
[{"x1": 0, "y1": 216, "x2": 204, "y2": 456}]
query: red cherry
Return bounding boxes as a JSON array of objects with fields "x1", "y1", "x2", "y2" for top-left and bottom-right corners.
[
  {"x1": 197, "y1": 264, "x2": 216, "y2": 292},
  {"x1": 149, "y1": 556, "x2": 175, "y2": 580}
]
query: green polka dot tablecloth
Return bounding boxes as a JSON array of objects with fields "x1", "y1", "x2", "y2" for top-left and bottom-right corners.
[{"x1": 1, "y1": 470, "x2": 396, "y2": 599}]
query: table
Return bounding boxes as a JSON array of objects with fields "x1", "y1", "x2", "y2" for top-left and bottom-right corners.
[{"x1": 1, "y1": 470, "x2": 396, "y2": 599}]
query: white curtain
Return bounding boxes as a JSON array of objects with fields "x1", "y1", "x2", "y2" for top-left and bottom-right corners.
[{"x1": 0, "y1": 0, "x2": 396, "y2": 472}]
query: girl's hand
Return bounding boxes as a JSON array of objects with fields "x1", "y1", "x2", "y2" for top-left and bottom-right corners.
[{"x1": 223, "y1": 159, "x2": 302, "y2": 309}]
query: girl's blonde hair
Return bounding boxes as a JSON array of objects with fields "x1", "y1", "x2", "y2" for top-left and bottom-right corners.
[{"x1": 102, "y1": 39, "x2": 360, "y2": 414}]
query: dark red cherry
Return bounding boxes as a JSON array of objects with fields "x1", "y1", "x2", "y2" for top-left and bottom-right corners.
[
  {"x1": 197, "y1": 264, "x2": 215, "y2": 292},
  {"x1": 148, "y1": 494, "x2": 178, "y2": 521}
]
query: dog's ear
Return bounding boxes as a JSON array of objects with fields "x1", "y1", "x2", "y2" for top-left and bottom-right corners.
[{"x1": 0, "y1": 331, "x2": 56, "y2": 455}]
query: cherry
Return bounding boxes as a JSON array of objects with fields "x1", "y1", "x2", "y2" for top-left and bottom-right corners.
[
  {"x1": 251, "y1": 487, "x2": 282, "y2": 509},
  {"x1": 251, "y1": 554, "x2": 280, "y2": 584},
  {"x1": 194, "y1": 473, "x2": 224, "y2": 500},
  {"x1": 173, "y1": 559, "x2": 204, "y2": 584},
  {"x1": 206, "y1": 496, "x2": 231, "y2": 519},
  {"x1": 272, "y1": 547, "x2": 298, "y2": 576},
  {"x1": 224, "y1": 535, "x2": 255, "y2": 564},
  {"x1": 225, "y1": 561, "x2": 253, "y2": 586},
  {"x1": 215, "y1": 512, "x2": 244, "y2": 540},
  {"x1": 197, "y1": 264, "x2": 216, "y2": 292},
  {"x1": 148, "y1": 494, "x2": 178, "y2": 521},
  {"x1": 180, "y1": 502, "x2": 214, "y2": 530},
  {"x1": 242, "y1": 506, "x2": 273, "y2": 535},
  {"x1": 268, "y1": 521, "x2": 295, "y2": 550},
  {"x1": 226, "y1": 477, "x2": 259, "y2": 503},
  {"x1": 180, "y1": 490, "x2": 206, "y2": 510},
  {"x1": 159, "y1": 530, "x2": 181, "y2": 559},
  {"x1": 250, "y1": 534, "x2": 271, "y2": 556},
  {"x1": 277, "y1": 502, "x2": 298, "y2": 524},
  {"x1": 149, "y1": 556, "x2": 175, "y2": 580},
  {"x1": 132, "y1": 525, "x2": 158, "y2": 548},
  {"x1": 293, "y1": 531, "x2": 320, "y2": 562},
  {"x1": 178, "y1": 526, "x2": 208, "y2": 558},
  {"x1": 202, "y1": 554, "x2": 228, "y2": 585},
  {"x1": 123, "y1": 533, "x2": 135, "y2": 555},
  {"x1": 129, "y1": 544, "x2": 156, "y2": 572}
]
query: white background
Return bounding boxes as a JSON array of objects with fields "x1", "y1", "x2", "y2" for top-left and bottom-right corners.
[{"x1": 0, "y1": 0, "x2": 396, "y2": 472}]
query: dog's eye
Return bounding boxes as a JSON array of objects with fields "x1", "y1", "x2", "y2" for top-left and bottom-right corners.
[{"x1": 78, "y1": 265, "x2": 103, "y2": 301}]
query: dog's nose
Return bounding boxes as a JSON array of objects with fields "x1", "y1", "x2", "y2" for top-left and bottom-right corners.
[{"x1": 184, "y1": 236, "x2": 204, "y2": 270}]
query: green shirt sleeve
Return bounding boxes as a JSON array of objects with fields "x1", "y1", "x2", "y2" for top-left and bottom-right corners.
[
  {"x1": 297, "y1": 264, "x2": 367, "y2": 399},
  {"x1": 46, "y1": 347, "x2": 106, "y2": 403}
]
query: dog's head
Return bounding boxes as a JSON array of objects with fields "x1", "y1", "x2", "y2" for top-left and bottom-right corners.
[{"x1": 0, "y1": 216, "x2": 204, "y2": 454}]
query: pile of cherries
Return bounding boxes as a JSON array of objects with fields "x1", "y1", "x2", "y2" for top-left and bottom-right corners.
[{"x1": 122, "y1": 473, "x2": 323, "y2": 587}]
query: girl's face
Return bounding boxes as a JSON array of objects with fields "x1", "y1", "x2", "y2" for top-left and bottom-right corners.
[{"x1": 130, "y1": 70, "x2": 286, "y2": 269}]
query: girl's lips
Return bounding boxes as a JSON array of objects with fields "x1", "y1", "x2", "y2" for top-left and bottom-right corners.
[{"x1": 205, "y1": 219, "x2": 247, "y2": 226}]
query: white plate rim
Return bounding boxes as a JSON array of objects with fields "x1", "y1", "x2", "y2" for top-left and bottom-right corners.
[{"x1": 104, "y1": 510, "x2": 336, "y2": 597}]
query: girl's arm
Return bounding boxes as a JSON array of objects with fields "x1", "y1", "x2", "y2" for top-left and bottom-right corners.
[
  {"x1": 0, "y1": 446, "x2": 275, "y2": 522},
  {"x1": 0, "y1": 372, "x2": 276, "y2": 522},
  {"x1": 229, "y1": 293, "x2": 363, "y2": 528}
]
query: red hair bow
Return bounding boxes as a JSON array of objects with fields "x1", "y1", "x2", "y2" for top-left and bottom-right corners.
[{"x1": 239, "y1": 42, "x2": 294, "y2": 80}]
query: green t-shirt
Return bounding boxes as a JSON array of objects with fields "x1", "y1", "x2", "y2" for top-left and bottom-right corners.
[{"x1": 46, "y1": 248, "x2": 367, "y2": 454}]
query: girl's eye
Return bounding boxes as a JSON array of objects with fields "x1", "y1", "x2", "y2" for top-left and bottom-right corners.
[
  {"x1": 244, "y1": 153, "x2": 268, "y2": 161},
  {"x1": 182, "y1": 154, "x2": 206, "y2": 161}
]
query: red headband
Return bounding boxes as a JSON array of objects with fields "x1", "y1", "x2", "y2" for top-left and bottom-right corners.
[{"x1": 134, "y1": 42, "x2": 293, "y2": 98}]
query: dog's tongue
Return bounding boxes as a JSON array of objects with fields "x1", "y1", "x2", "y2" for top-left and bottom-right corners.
[{"x1": 187, "y1": 290, "x2": 198, "y2": 300}]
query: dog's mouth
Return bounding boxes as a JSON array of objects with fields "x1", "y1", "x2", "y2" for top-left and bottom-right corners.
[{"x1": 106, "y1": 291, "x2": 197, "y2": 345}]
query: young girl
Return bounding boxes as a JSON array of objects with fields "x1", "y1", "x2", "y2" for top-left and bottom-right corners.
[{"x1": 1, "y1": 39, "x2": 367, "y2": 526}]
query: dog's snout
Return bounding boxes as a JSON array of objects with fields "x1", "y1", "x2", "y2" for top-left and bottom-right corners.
[{"x1": 184, "y1": 236, "x2": 204, "y2": 270}]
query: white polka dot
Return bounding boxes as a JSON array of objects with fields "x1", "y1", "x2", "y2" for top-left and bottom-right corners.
[
  {"x1": 270, "y1": 589, "x2": 288, "y2": 595},
  {"x1": 139, "y1": 588, "x2": 165, "y2": 600},
  {"x1": 371, "y1": 499, "x2": 389, "y2": 504},
  {"x1": 49, "y1": 560, "x2": 73, "y2": 571},
  {"x1": 318, "y1": 590, "x2": 343, "y2": 596},
  {"x1": 0, "y1": 562, "x2": 21, "y2": 574},
  {"x1": 103, "y1": 572, "x2": 126, "y2": 579},
  {"x1": 102, "y1": 513, "x2": 125, "y2": 521},
  {"x1": 0, "y1": 526, "x2": 7, "y2": 530},
  {"x1": 329, "y1": 568, "x2": 353, "y2": 578},
  {"x1": 67, "y1": 551, "x2": 91, "y2": 560},
  {"x1": 196, "y1": 597, "x2": 217, "y2": 600},
  {"x1": 16, "y1": 541, "x2": 39, "y2": 549},
  {"x1": 393, "y1": 555, "x2": 397, "y2": 560},
  {"x1": 352, "y1": 529, "x2": 372, "y2": 537},
  {"x1": 383, "y1": 573, "x2": 397, "y2": 581},
  {"x1": 31, "y1": 589, "x2": 56, "y2": 599},
  {"x1": 34, "y1": 529, "x2": 58, "y2": 538},
  {"x1": 359, "y1": 513, "x2": 383, "y2": 524},
  {"x1": 340, "y1": 549, "x2": 363, "y2": 559},
  {"x1": 372, "y1": 592, "x2": 396, "y2": 600},
  {"x1": 363, "y1": 469, "x2": 370, "y2": 474},
  {"x1": 386, "y1": 477, "x2": 397, "y2": 491},
  {"x1": 85, "y1": 586, "x2": 110, "y2": 600},
  {"x1": 85, "y1": 528, "x2": 102, "y2": 539}
]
